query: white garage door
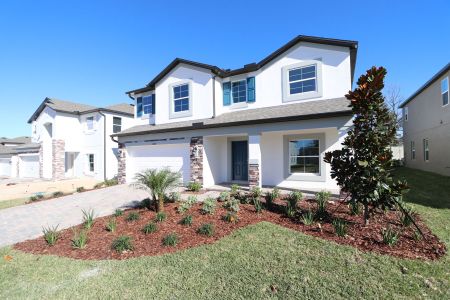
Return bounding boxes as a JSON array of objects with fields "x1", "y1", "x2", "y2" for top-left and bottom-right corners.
[
  {"x1": 0, "y1": 158, "x2": 11, "y2": 177},
  {"x1": 19, "y1": 155, "x2": 40, "y2": 178},
  {"x1": 127, "y1": 143, "x2": 190, "y2": 184}
]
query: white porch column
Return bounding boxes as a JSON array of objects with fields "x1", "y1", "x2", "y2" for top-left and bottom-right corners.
[{"x1": 248, "y1": 134, "x2": 262, "y2": 188}]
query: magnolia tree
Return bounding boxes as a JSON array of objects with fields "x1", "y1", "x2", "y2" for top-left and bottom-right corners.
[{"x1": 324, "y1": 66, "x2": 409, "y2": 225}]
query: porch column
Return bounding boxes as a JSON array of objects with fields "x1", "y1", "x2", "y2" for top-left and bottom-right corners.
[
  {"x1": 52, "y1": 139, "x2": 65, "y2": 180},
  {"x1": 190, "y1": 136, "x2": 203, "y2": 185},
  {"x1": 117, "y1": 143, "x2": 127, "y2": 184},
  {"x1": 248, "y1": 134, "x2": 262, "y2": 188}
]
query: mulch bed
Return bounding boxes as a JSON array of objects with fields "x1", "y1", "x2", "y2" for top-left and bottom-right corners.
[{"x1": 14, "y1": 198, "x2": 446, "y2": 261}]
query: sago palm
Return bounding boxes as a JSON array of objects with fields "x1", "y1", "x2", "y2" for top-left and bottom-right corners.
[{"x1": 131, "y1": 168, "x2": 181, "y2": 212}]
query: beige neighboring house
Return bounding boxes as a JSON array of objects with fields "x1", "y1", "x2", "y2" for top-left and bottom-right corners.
[{"x1": 400, "y1": 62, "x2": 450, "y2": 176}]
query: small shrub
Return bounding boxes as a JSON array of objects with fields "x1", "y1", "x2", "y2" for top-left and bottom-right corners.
[
  {"x1": 202, "y1": 197, "x2": 217, "y2": 215},
  {"x1": 142, "y1": 222, "x2": 157, "y2": 234},
  {"x1": 265, "y1": 188, "x2": 280, "y2": 208},
  {"x1": 285, "y1": 191, "x2": 302, "y2": 218},
  {"x1": 112, "y1": 236, "x2": 134, "y2": 252},
  {"x1": 29, "y1": 195, "x2": 38, "y2": 202},
  {"x1": 177, "y1": 195, "x2": 197, "y2": 214},
  {"x1": 382, "y1": 227, "x2": 399, "y2": 246},
  {"x1": 76, "y1": 187, "x2": 85, "y2": 193},
  {"x1": 180, "y1": 215, "x2": 193, "y2": 226},
  {"x1": 399, "y1": 206, "x2": 417, "y2": 227},
  {"x1": 223, "y1": 197, "x2": 240, "y2": 213},
  {"x1": 139, "y1": 198, "x2": 152, "y2": 209},
  {"x1": 82, "y1": 209, "x2": 95, "y2": 229},
  {"x1": 187, "y1": 181, "x2": 202, "y2": 192},
  {"x1": 332, "y1": 219, "x2": 347, "y2": 237},
  {"x1": 168, "y1": 191, "x2": 181, "y2": 203},
  {"x1": 52, "y1": 191, "x2": 64, "y2": 197},
  {"x1": 30, "y1": 193, "x2": 44, "y2": 202},
  {"x1": 219, "y1": 191, "x2": 230, "y2": 202},
  {"x1": 253, "y1": 196, "x2": 263, "y2": 213},
  {"x1": 42, "y1": 225, "x2": 59, "y2": 246},
  {"x1": 230, "y1": 184, "x2": 240, "y2": 195},
  {"x1": 413, "y1": 229, "x2": 422, "y2": 241},
  {"x1": 155, "y1": 212, "x2": 167, "y2": 222},
  {"x1": 349, "y1": 200, "x2": 361, "y2": 215},
  {"x1": 315, "y1": 190, "x2": 331, "y2": 217},
  {"x1": 223, "y1": 211, "x2": 239, "y2": 223},
  {"x1": 301, "y1": 210, "x2": 314, "y2": 226},
  {"x1": 197, "y1": 223, "x2": 214, "y2": 237},
  {"x1": 162, "y1": 233, "x2": 178, "y2": 246},
  {"x1": 126, "y1": 211, "x2": 140, "y2": 222},
  {"x1": 104, "y1": 178, "x2": 118, "y2": 186},
  {"x1": 71, "y1": 230, "x2": 88, "y2": 249},
  {"x1": 94, "y1": 182, "x2": 104, "y2": 189},
  {"x1": 114, "y1": 209, "x2": 123, "y2": 217},
  {"x1": 250, "y1": 186, "x2": 263, "y2": 198},
  {"x1": 105, "y1": 218, "x2": 117, "y2": 232}
]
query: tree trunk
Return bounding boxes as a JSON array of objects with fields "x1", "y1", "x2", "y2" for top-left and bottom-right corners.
[
  {"x1": 363, "y1": 204, "x2": 370, "y2": 226},
  {"x1": 156, "y1": 195, "x2": 164, "y2": 212}
]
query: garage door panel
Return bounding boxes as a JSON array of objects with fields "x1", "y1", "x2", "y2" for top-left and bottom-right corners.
[
  {"x1": 0, "y1": 158, "x2": 11, "y2": 177},
  {"x1": 19, "y1": 155, "x2": 40, "y2": 178},
  {"x1": 127, "y1": 144, "x2": 190, "y2": 184}
]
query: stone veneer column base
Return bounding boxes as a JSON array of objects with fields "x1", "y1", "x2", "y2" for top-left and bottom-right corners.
[
  {"x1": 117, "y1": 143, "x2": 127, "y2": 184},
  {"x1": 248, "y1": 163, "x2": 260, "y2": 188},
  {"x1": 52, "y1": 139, "x2": 65, "y2": 180},
  {"x1": 38, "y1": 142, "x2": 44, "y2": 178},
  {"x1": 190, "y1": 136, "x2": 203, "y2": 185}
]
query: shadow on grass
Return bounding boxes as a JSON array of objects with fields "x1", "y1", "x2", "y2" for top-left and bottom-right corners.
[{"x1": 393, "y1": 167, "x2": 450, "y2": 209}]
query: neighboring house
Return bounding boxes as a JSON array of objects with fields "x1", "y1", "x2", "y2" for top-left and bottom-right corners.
[
  {"x1": 4, "y1": 98, "x2": 136, "y2": 180},
  {"x1": 400, "y1": 62, "x2": 450, "y2": 176},
  {"x1": 113, "y1": 35, "x2": 358, "y2": 193},
  {"x1": 0, "y1": 137, "x2": 31, "y2": 177}
]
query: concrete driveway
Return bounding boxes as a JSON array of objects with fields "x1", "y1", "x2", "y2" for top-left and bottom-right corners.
[{"x1": 0, "y1": 184, "x2": 148, "y2": 247}]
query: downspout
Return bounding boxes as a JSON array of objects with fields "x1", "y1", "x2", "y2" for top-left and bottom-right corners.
[
  {"x1": 98, "y1": 111, "x2": 107, "y2": 181},
  {"x1": 212, "y1": 75, "x2": 216, "y2": 118}
]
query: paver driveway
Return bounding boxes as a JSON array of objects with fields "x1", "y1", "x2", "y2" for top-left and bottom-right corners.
[{"x1": 0, "y1": 185, "x2": 148, "y2": 247}]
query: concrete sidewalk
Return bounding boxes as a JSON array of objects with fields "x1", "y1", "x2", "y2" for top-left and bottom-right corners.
[{"x1": 0, "y1": 185, "x2": 148, "y2": 247}]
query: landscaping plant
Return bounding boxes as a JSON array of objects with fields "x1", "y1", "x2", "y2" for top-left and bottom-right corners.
[
  {"x1": 315, "y1": 190, "x2": 331, "y2": 218},
  {"x1": 187, "y1": 181, "x2": 202, "y2": 192},
  {"x1": 285, "y1": 191, "x2": 302, "y2": 218},
  {"x1": 180, "y1": 215, "x2": 193, "y2": 226},
  {"x1": 42, "y1": 225, "x2": 59, "y2": 246},
  {"x1": 219, "y1": 191, "x2": 230, "y2": 202},
  {"x1": 71, "y1": 229, "x2": 88, "y2": 249},
  {"x1": 332, "y1": 219, "x2": 347, "y2": 237},
  {"x1": 142, "y1": 222, "x2": 158, "y2": 234},
  {"x1": 223, "y1": 211, "x2": 238, "y2": 223},
  {"x1": 126, "y1": 212, "x2": 140, "y2": 222},
  {"x1": 52, "y1": 191, "x2": 64, "y2": 197},
  {"x1": 197, "y1": 223, "x2": 214, "y2": 237},
  {"x1": 349, "y1": 200, "x2": 361, "y2": 215},
  {"x1": 105, "y1": 218, "x2": 117, "y2": 232},
  {"x1": 162, "y1": 233, "x2": 178, "y2": 246},
  {"x1": 301, "y1": 210, "x2": 314, "y2": 226},
  {"x1": 114, "y1": 209, "x2": 123, "y2": 217},
  {"x1": 112, "y1": 236, "x2": 134, "y2": 252},
  {"x1": 155, "y1": 212, "x2": 167, "y2": 222},
  {"x1": 381, "y1": 226, "x2": 399, "y2": 246},
  {"x1": 177, "y1": 195, "x2": 197, "y2": 214},
  {"x1": 132, "y1": 168, "x2": 182, "y2": 212},
  {"x1": 104, "y1": 178, "x2": 118, "y2": 186},
  {"x1": 82, "y1": 209, "x2": 95, "y2": 229},
  {"x1": 202, "y1": 197, "x2": 217, "y2": 215},
  {"x1": 324, "y1": 67, "x2": 411, "y2": 227},
  {"x1": 265, "y1": 188, "x2": 280, "y2": 209},
  {"x1": 398, "y1": 204, "x2": 417, "y2": 227},
  {"x1": 76, "y1": 187, "x2": 85, "y2": 193},
  {"x1": 168, "y1": 191, "x2": 181, "y2": 203}
]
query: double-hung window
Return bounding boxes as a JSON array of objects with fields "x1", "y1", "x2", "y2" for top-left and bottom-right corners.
[
  {"x1": 232, "y1": 80, "x2": 247, "y2": 103},
  {"x1": 410, "y1": 141, "x2": 415, "y2": 160},
  {"x1": 143, "y1": 95, "x2": 153, "y2": 114},
  {"x1": 423, "y1": 139, "x2": 429, "y2": 161},
  {"x1": 288, "y1": 65, "x2": 317, "y2": 95},
  {"x1": 88, "y1": 154, "x2": 94, "y2": 172},
  {"x1": 173, "y1": 84, "x2": 189, "y2": 112},
  {"x1": 442, "y1": 77, "x2": 449, "y2": 106},
  {"x1": 113, "y1": 117, "x2": 122, "y2": 133},
  {"x1": 86, "y1": 117, "x2": 94, "y2": 130},
  {"x1": 289, "y1": 139, "x2": 320, "y2": 174}
]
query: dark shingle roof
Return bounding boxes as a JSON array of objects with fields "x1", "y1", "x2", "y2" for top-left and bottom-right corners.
[
  {"x1": 114, "y1": 97, "x2": 352, "y2": 137},
  {"x1": 0, "y1": 136, "x2": 31, "y2": 145},
  {"x1": 28, "y1": 98, "x2": 134, "y2": 123}
]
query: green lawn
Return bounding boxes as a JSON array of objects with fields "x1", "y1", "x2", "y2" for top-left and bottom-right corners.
[
  {"x1": 1, "y1": 167, "x2": 448, "y2": 299},
  {"x1": 0, "y1": 198, "x2": 28, "y2": 210}
]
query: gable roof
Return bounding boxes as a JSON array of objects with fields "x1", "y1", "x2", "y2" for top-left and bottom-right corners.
[
  {"x1": 28, "y1": 98, "x2": 134, "y2": 123},
  {"x1": 399, "y1": 62, "x2": 450, "y2": 108},
  {"x1": 0, "y1": 136, "x2": 31, "y2": 145},
  {"x1": 113, "y1": 97, "x2": 352, "y2": 137},
  {"x1": 126, "y1": 35, "x2": 358, "y2": 95}
]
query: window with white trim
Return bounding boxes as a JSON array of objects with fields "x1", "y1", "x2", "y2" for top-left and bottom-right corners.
[
  {"x1": 423, "y1": 139, "x2": 429, "y2": 161},
  {"x1": 143, "y1": 95, "x2": 153, "y2": 114},
  {"x1": 86, "y1": 117, "x2": 94, "y2": 130},
  {"x1": 173, "y1": 84, "x2": 189, "y2": 112},
  {"x1": 232, "y1": 80, "x2": 247, "y2": 103},
  {"x1": 87, "y1": 154, "x2": 94, "y2": 172},
  {"x1": 404, "y1": 107, "x2": 408, "y2": 121},
  {"x1": 113, "y1": 117, "x2": 122, "y2": 133},
  {"x1": 442, "y1": 77, "x2": 449, "y2": 106},
  {"x1": 410, "y1": 141, "x2": 415, "y2": 160},
  {"x1": 288, "y1": 65, "x2": 317, "y2": 95},
  {"x1": 289, "y1": 139, "x2": 320, "y2": 174}
]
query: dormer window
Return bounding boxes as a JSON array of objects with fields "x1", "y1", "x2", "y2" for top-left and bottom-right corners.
[
  {"x1": 232, "y1": 80, "x2": 247, "y2": 103},
  {"x1": 288, "y1": 65, "x2": 316, "y2": 94},
  {"x1": 136, "y1": 94, "x2": 155, "y2": 117},
  {"x1": 282, "y1": 60, "x2": 323, "y2": 102},
  {"x1": 86, "y1": 117, "x2": 94, "y2": 130},
  {"x1": 143, "y1": 95, "x2": 154, "y2": 114}
]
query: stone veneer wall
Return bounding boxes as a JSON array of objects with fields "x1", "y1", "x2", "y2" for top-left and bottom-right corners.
[
  {"x1": 190, "y1": 136, "x2": 203, "y2": 185},
  {"x1": 52, "y1": 139, "x2": 65, "y2": 180},
  {"x1": 248, "y1": 163, "x2": 260, "y2": 188},
  {"x1": 38, "y1": 142, "x2": 44, "y2": 178},
  {"x1": 117, "y1": 143, "x2": 127, "y2": 184}
]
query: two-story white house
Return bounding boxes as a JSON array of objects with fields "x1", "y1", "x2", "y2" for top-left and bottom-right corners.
[
  {"x1": 113, "y1": 35, "x2": 358, "y2": 193},
  {"x1": 22, "y1": 98, "x2": 135, "y2": 181}
]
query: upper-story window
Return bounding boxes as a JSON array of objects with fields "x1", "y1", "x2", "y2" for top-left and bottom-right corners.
[
  {"x1": 173, "y1": 84, "x2": 189, "y2": 112},
  {"x1": 137, "y1": 94, "x2": 155, "y2": 117},
  {"x1": 86, "y1": 117, "x2": 94, "y2": 130},
  {"x1": 232, "y1": 80, "x2": 247, "y2": 103},
  {"x1": 423, "y1": 139, "x2": 429, "y2": 161},
  {"x1": 223, "y1": 77, "x2": 255, "y2": 106},
  {"x1": 282, "y1": 60, "x2": 323, "y2": 102},
  {"x1": 113, "y1": 117, "x2": 122, "y2": 133},
  {"x1": 442, "y1": 77, "x2": 449, "y2": 106},
  {"x1": 410, "y1": 141, "x2": 415, "y2": 160},
  {"x1": 404, "y1": 107, "x2": 408, "y2": 121},
  {"x1": 143, "y1": 96, "x2": 153, "y2": 114}
]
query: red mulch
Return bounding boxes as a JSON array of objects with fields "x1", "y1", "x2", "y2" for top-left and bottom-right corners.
[{"x1": 14, "y1": 199, "x2": 446, "y2": 261}]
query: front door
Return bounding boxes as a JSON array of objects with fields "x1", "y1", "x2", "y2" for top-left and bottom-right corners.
[{"x1": 232, "y1": 141, "x2": 248, "y2": 181}]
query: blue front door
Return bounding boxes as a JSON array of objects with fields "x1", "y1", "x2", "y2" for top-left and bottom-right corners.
[{"x1": 232, "y1": 141, "x2": 248, "y2": 181}]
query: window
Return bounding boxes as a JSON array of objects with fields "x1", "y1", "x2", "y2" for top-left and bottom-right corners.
[
  {"x1": 143, "y1": 95, "x2": 153, "y2": 114},
  {"x1": 442, "y1": 77, "x2": 449, "y2": 106},
  {"x1": 411, "y1": 141, "x2": 415, "y2": 160},
  {"x1": 232, "y1": 80, "x2": 247, "y2": 103},
  {"x1": 289, "y1": 65, "x2": 316, "y2": 95},
  {"x1": 113, "y1": 117, "x2": 122, "y2": 133},
  {"x1": 86, "y1": 117, "x2": 94, "y2": 130},
  {"x1": 173, "y1": 84, "x2": 189, "y2": 112},
  {"x1": 289, "y1": 139, "x2": 320, "y2": 174},
  {"x1": 423, "y1": 139, "x2": 429, "y2": 161},
  {"x1": 88, "y1": 154, "x2": 94, "y2": 172},
  {"x1": 404, "y1": 107, "x2": 408, "y2": 121}
]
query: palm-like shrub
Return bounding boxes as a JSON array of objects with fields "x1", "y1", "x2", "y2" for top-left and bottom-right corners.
[{"x1": 131, "y1": 168, "x2": 181, "y2": 212}]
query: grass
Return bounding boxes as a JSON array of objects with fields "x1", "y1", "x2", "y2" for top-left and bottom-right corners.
[
  {"x1": 0, "y1": 167, "x2": 448, "y2": 299},
  {"x1": 0, "y1": 198, "x2": 28, "y2": 210}
]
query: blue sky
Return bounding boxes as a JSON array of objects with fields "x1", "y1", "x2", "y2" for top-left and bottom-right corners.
[{"x1": 0, "y1": 0, "x2": 449, "y2": 137}]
